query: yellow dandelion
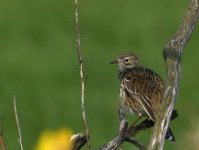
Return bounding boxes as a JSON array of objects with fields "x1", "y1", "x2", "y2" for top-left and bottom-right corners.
[{"x1": 35, "y1": 128, "x2": 73, "y2": 150}]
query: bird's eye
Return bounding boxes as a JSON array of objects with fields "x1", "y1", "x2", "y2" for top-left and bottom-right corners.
[{"x1": 125, "y1": 58, "x2": 129, "y2": 63}]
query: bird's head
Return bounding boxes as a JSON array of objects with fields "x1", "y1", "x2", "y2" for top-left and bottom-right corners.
[{"x1": 111, "y1": 52, "x2": 139, "y2": 71}]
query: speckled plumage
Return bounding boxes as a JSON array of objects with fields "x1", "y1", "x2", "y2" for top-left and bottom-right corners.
[
  {"x1": 111, "y1": 52, "x2": 164, "y2": 120},
  {"x1": 111, "y1": 52, "x2": 175, "y2": 142},
  {"x1": 120, "y1": 66, "x2": 164, "y2": 121}
]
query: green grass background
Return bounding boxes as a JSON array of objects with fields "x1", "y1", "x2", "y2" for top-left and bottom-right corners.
[{"x1": 0, "y1": 0, "x2": 199, "y2": 149}]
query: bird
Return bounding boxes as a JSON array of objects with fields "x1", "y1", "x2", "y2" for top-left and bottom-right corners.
[{"x1": 111, "y1": 52, "x2": 175, "y2": 142}]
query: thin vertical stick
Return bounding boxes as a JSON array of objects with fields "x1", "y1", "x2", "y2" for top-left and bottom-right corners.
[
  {"x1": 13, "y1": 97, "x2": 24, "y2": 150},
  {"x1": 74, "y1": 0, "x2": 90, "y2": 150}
]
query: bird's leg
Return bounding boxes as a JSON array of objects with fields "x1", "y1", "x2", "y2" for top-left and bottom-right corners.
[
  {"x1": 128, "y1": 116, "x2": 142, "y2": 133},
  {"x1": 132, "y1": 116, "x2": 142, "y2": 126}
]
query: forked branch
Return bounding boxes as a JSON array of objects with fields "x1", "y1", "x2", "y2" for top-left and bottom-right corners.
[
  {"x1": 148, "y1": 0, "x2": 199, "y2": 149},
  {"x1": 72, "y1": 110, "x2": 178, "y2": 150}
]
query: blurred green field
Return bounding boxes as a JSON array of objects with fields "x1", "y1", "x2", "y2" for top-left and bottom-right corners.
[{"x1": 0, "y1": 0, "x2": 199, "y2": 149}]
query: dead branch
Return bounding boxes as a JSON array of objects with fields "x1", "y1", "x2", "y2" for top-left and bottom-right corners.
[
  {"x1": 72, "y1": 111, "x2": 178, "y2": 150},
  {"x1": 148, "y1": 0, "x2": 199, "y2": 150},
  {"x1": 74, "y1": 0, "x2": 90, "y2": 149}
]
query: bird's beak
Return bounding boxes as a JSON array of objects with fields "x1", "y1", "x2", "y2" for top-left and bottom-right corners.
[{"x1": 110, "y1": 59, "x2": 118, "y2": 64}]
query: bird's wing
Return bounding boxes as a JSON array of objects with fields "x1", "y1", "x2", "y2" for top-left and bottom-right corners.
[{"x1": 123, "y1": 68, "x2": 164, "y2": 121}]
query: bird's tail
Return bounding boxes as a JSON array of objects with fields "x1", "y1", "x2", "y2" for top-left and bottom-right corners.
[{"x1": 165, "y1": 127, "x2": 175, "y2": 142}]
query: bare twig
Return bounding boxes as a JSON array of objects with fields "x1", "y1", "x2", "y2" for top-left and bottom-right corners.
[
  {"x1": 148, "y1": 0, "x2": 199, "y2": 150},
  {"x1": 74, "y1": 0, "x2": 90, "y2": 150},
  {"x1": 126, "y1": 137, "x2": 146, "y2": 150},
  {"x1": 13, "y1": 96, "x2": 24, "y2": 150},
  {"x1": 97, "y1": 119, "x2": 147, "y2": 150}
]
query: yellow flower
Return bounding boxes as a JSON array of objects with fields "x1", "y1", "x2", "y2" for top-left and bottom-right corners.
[{"x1": 35, "y1": 128, "x2": 73, "y2": 150}]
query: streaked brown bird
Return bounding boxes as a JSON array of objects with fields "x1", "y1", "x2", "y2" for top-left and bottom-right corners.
[{"x1": 111, "y1": 52, "x2": 175, "y2": 142}]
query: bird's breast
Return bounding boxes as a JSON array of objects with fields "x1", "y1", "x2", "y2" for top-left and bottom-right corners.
[{"x1": 119, "y1": 82, "x2": 145, "y2": 117}]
